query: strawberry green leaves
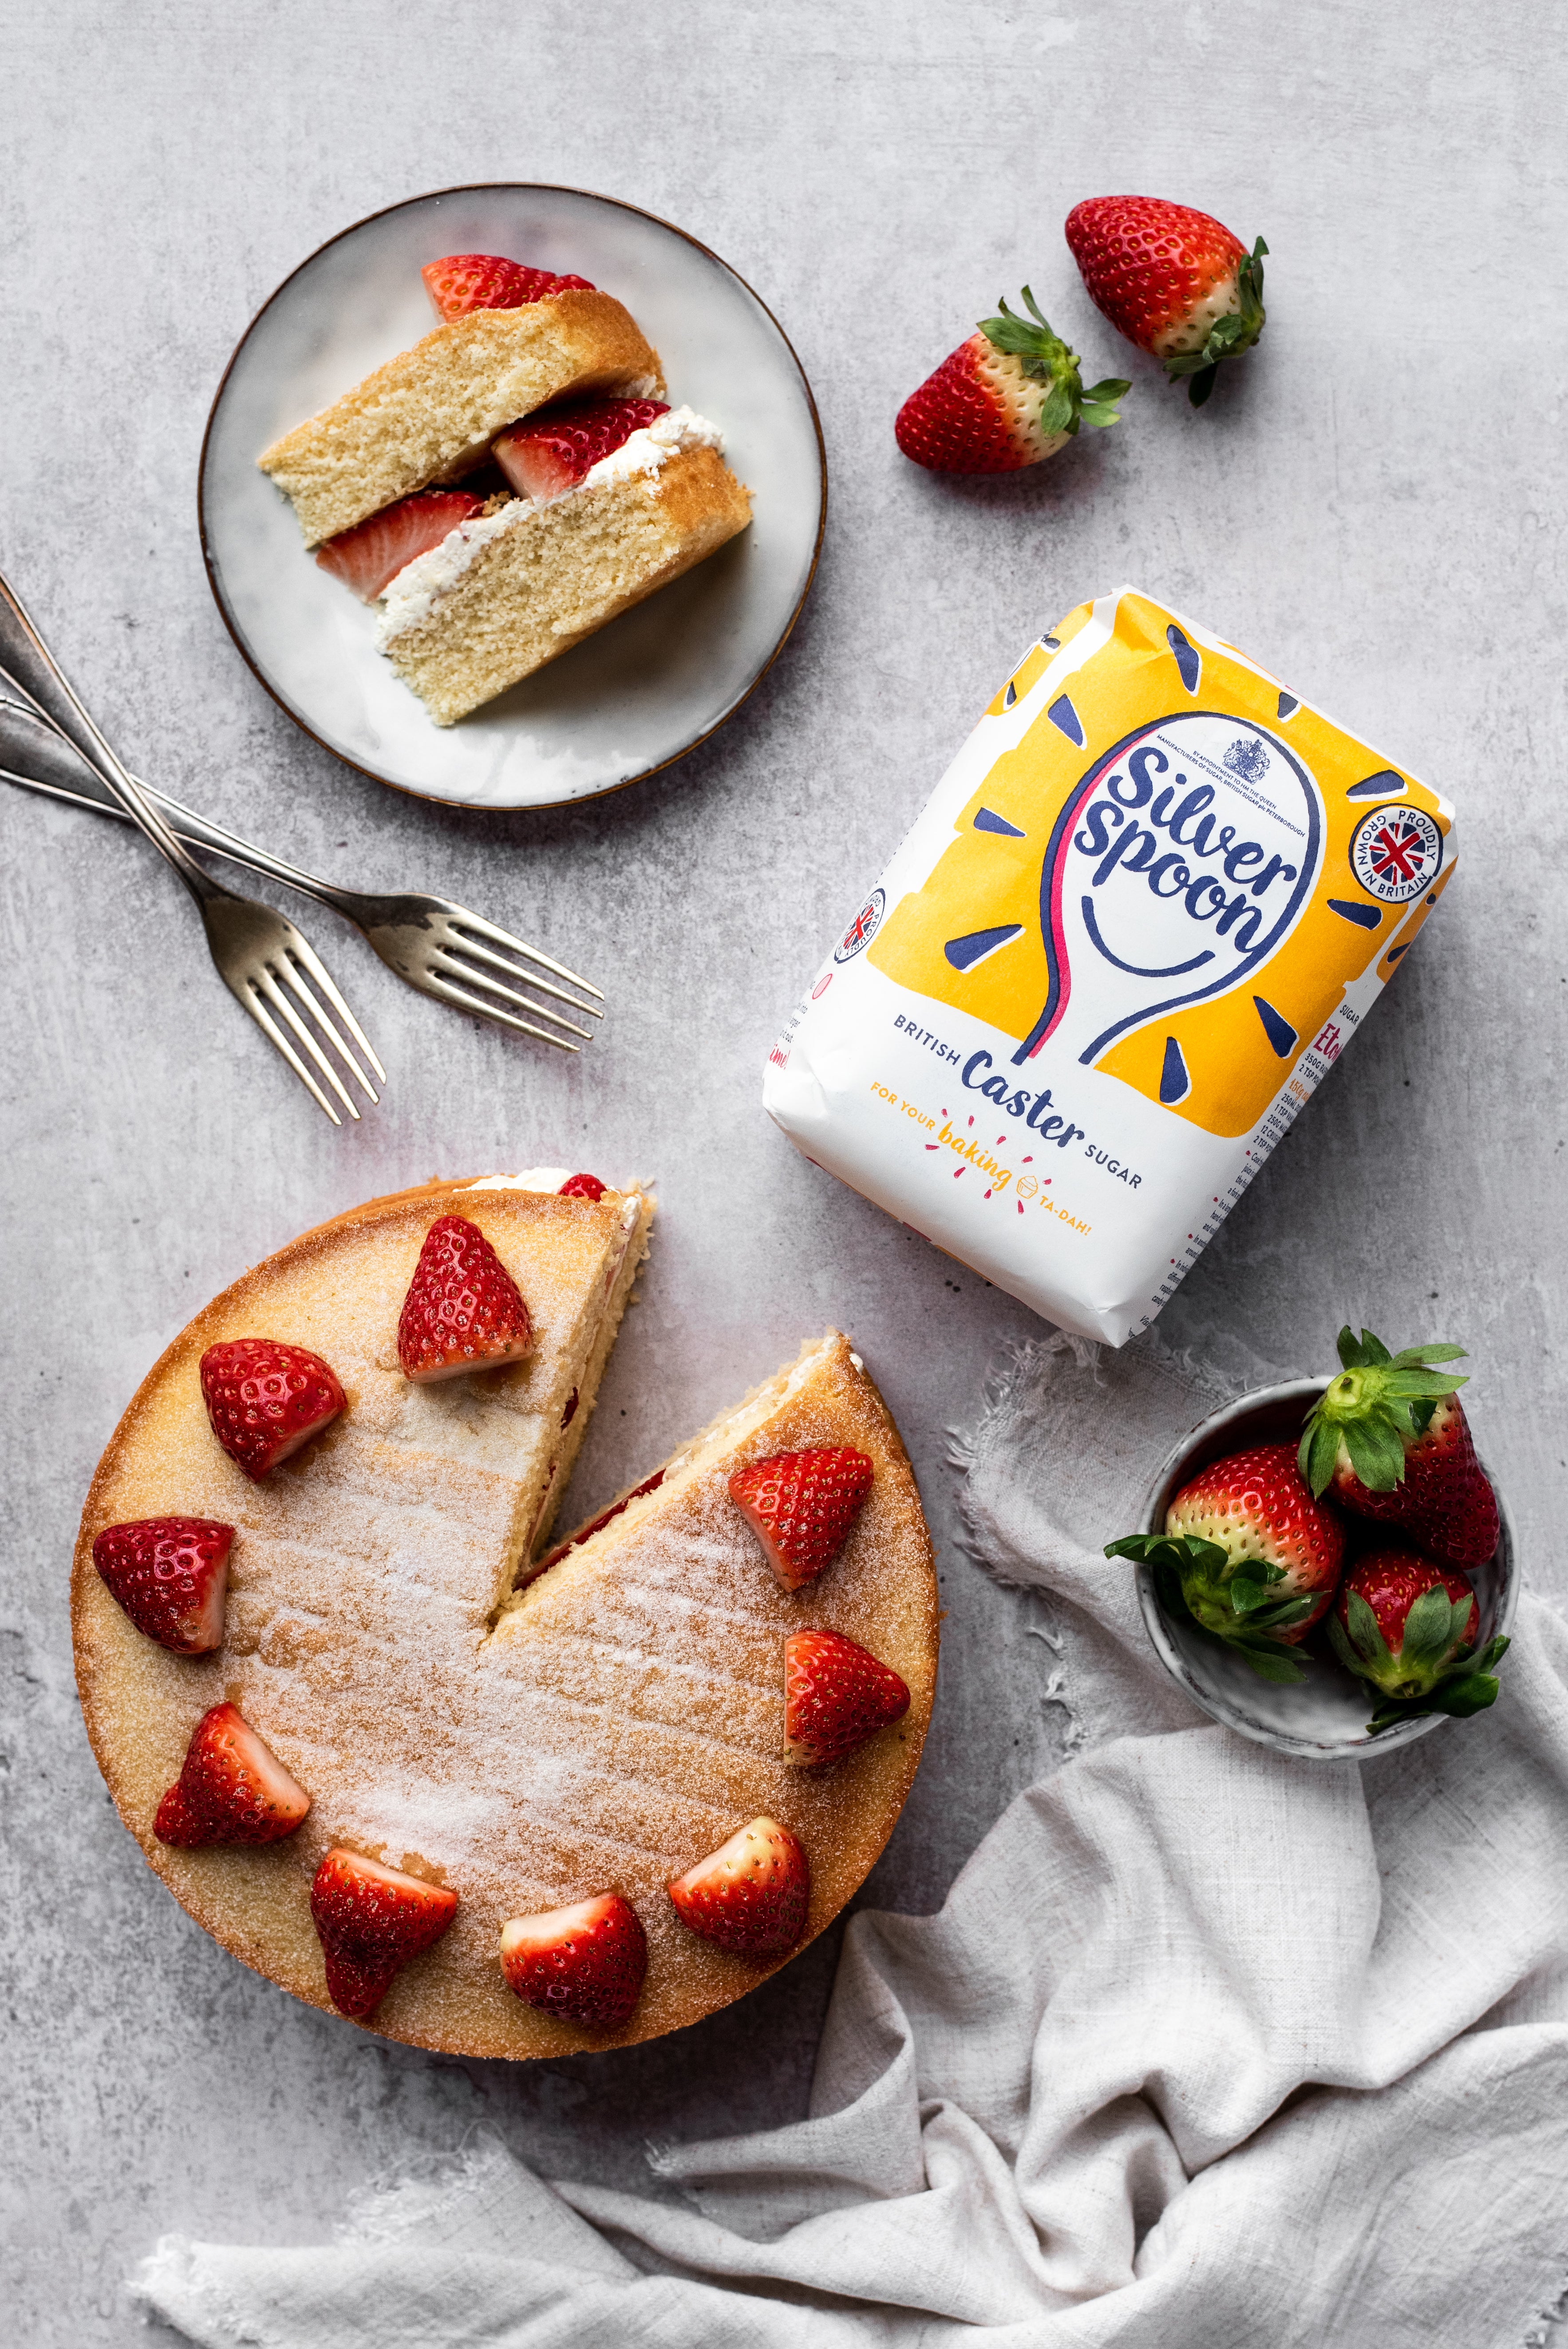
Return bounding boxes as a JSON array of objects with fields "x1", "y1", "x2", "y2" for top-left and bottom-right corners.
[
  {"x1": 979, "y1": 286, "x2": 1130, "y2": 439},
  {"x1": 1298, "y1": 1327, "x2": 1469, "y2": 1498},
  {"x1": 1106, "y1": 1532, "x2": 1314, "y2": 1683},
  {"x1": 1328, "y1": 1572, "x2": 1509, "y2": 1734},
  {"x1": 1165, "y1": 237, "x2": 1268, "y2": 407},
  {"x1": 1368, "y1": 1642, "x2": 1509, "y2": 1728},
  {"x1": 1079, "y1": 380, "x2": 1132, "y2": 429},
  {"x1": 1334, "y1": 1575, "x2": 1505, "y2": 1725},
  {"x1": 1390, "y1": 1580, "x2": 1473, "y2": 1673},
  {"x1": 1349, "y1": 1628, "x2": 1510, "y2": 1736}
]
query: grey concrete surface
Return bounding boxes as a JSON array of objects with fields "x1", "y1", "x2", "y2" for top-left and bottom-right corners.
[{"x1": 3, "y1": 1, "x2": 1566, "y2": 2338}]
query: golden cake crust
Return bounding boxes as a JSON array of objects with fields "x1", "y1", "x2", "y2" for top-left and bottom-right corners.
[
  {"x1": 258, "y1": 292, "x2": 664, "y2": 546},
  {"x1": 381, "y1": 445, "x2": 753, "y2": 724},
  {"x1": 72, "y1": 1182, "x2": 938, "y2": 2058}
]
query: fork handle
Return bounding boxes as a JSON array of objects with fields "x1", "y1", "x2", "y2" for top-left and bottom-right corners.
[
  {"x1": 0, "y1": 569, "x2": 225, "y2": 904},
  {"x1": 0, "y1": 687, "x2": 361, "y2": 918}
]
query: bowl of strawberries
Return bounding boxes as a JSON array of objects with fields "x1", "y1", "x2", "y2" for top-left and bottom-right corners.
[{"x1": 1108, "y1": 1328, "x2": 1518, "y2": 1759}]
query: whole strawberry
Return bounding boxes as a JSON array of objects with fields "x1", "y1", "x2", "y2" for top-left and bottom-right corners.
[
  {"x1": 1106, "y1": 1442, "x2": 1344, "y2": 1682},
  {"x1": 1065, "y1": 196, "x2": 1266, "y2": 407},
  {"x1": 729, "y1": 1447, "x2": 874, "y2": 1592},
  {"x1": 896, "y1": 286, "x2": 1128, "y2": 474},
  {"x1": 1330, "y1": 1548, "x2": 1508, "y2": 1735},
  {"x1": 199, "y1": 1339, "x2": 345, "y2": 1481},
  {"x1": 397, "y1": 1215, "x2": 533, "y2": 1383},
  {"x1": 92, "y1": 1516, "x2": 233, "y2": 1654},
  {"x1": 1299, "y1": 1329, "x2": 1499, "y2": 1569}
]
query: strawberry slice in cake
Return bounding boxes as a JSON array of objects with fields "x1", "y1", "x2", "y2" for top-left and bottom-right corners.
[
  {"x1": 261, "y1": 252, "x2": 751, "y2": 724},
  {"x1": 422, "y1": 255, "x2": 596, "y2": 320},
  {"x1": 314, "y1": 492, "x2": 486, "y2": 603}
]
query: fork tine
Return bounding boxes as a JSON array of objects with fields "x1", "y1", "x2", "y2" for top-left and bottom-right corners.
[
  {"x1": 276, "y1": 951, "x2": 381, "y2": 1103},
  {"x1": 252, "y1": 966, "x2": 361, "y2": 1120},
  {"x1": 233, "y1": 982, "x2": 344, "y2": 1124},
  {"x1": 417, "y1": 969, "x2": 582, "y2": 1051},
  {"x1": 283, "y1": 926, "x2": 389, "y2": 1083},
  {"x1": 437, "y1": 931, "x2": 604, "y2": 1019},
  {"x1": 442, "y1": 909, "x2": 604, "y2": 1002},
  {"x1": 431, "y1": 949, "x2": 596, "y2": 1041}
]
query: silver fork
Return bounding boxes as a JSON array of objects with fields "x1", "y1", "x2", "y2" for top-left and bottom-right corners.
[
  {"x1": 0, "y1": 572, "x2": 384, "y2": 1126},
  {"x1": 0, "y1": 668, "x2": 602, "y2": 1054}
]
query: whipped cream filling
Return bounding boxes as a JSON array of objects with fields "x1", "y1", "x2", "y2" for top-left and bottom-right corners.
[
  {"x1": 464, "y1": 1169, "x2": 577, "y2": 1194},
  {"x1": 463, "y1": 1173, "x2": 642, "y2": 1247},
  {"x1": 375, "y1": 404, "x2": 725, "y2": 646},
  {"x1": 576, "y1": 403, "x2": 724, "y2": 490}
]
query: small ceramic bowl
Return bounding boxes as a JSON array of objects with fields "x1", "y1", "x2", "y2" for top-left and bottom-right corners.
[{"x1": 1134, "y1": 1377, "x2": 1519, "y2": 1760}]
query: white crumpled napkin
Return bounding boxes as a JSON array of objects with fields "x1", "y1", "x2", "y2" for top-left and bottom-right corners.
[{"x1": 136, "y1": 1333, "x2": 1568, "y2": 2349}]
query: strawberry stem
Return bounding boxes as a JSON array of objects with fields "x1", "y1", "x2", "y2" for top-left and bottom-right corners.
[
  {"x1": 1298, "y1": 1326, "x2": 1468, "y2": 1495},
  {"x1": 1106, "y1": 1532, "x2": 1310, "y2": 1682},
  {"x1": 1165, "y1": 237, "x2": 1268, "y2": 407},
  {"x1": 979, "y1": 286, "x2": 1129, "y2": 438}
]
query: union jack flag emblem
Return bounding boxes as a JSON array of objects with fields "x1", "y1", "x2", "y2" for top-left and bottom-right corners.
[
  {"x1": 835, "y1": 888, "x2": 886, "y2": 962},
  {"x1": 1349, "y1": 803, "x2": 1442, "y2": 906},
  {"x1": 1369, "y1": 819, "x2": 1426, "y2": 883}
]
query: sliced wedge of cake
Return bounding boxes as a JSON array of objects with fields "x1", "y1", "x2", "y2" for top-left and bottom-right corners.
[
  {"x1": 259, "y1": 288, "x2": 664, "y2": 546},
  {"x1": 72, "y1": 1179, "x2": 938, "y2": 2057},
  {"x1": 375, "y1": 407, "x2": 752, "y2": 723}
]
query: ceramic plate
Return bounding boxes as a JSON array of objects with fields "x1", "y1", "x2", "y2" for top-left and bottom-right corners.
[{"x1": 199, "y1": 186, "x2": 825, "y2": 809}]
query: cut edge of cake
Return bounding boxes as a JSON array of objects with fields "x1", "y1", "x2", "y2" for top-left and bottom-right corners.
[
  {"x1": 502, "y1": 1330, "x2": 847, "y2": 1614},
  {"x1": 454, "y1": 1172, "x2": 655, "y2": 1570}
]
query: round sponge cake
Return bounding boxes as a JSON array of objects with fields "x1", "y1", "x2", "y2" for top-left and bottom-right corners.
[{"x1": 72, "y1": 1178, "x2": 940, "y2": 2056}]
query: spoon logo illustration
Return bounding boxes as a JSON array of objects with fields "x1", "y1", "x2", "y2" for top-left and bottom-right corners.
[{"x1": 1011, "y1": 712, "x2": 1323, "y2": 1075}]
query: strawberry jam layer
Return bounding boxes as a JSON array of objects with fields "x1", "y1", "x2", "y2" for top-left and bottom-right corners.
[{"x1": 535, "y1": 1473, "x2": 667, "y2": 1575}]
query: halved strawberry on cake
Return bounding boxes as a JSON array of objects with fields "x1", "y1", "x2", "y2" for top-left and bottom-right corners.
[{"x1": 259, "y1": 251, "x2": 752, "y2": 725}]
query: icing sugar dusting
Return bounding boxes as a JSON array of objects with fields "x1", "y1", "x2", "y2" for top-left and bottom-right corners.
[
  {"x1": 218, "y1": 1332, "x2": 920, "y2": 1931},
  {"x1": 97, "y1": 1199, "x2": 932, "y2": 2042}
]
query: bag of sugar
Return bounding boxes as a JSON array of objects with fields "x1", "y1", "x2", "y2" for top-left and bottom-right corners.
[{"x1": 763, "y1": 585, "x2": 1457, "y2": 1345}]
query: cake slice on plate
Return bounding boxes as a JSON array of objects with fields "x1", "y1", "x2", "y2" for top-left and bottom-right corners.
[
  {"x1": 375, "y1": 401, "x2": 752, "y2": 723},
  {"x1": 72, "y1": 1176, "x2": 938, "y2": 2057},
  {"x1": 257, "y1": 252, "x2": 753, "y2": 724}
]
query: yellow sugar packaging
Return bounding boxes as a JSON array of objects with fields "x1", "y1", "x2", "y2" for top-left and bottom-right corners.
[{"x1": 763, "y1": 586, "x2": 1457, "y2": 1343}]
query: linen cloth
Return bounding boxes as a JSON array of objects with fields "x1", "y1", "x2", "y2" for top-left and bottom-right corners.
[{"x1": 136, "y1": 1333, "x2": 1568, "y2": 2348}]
